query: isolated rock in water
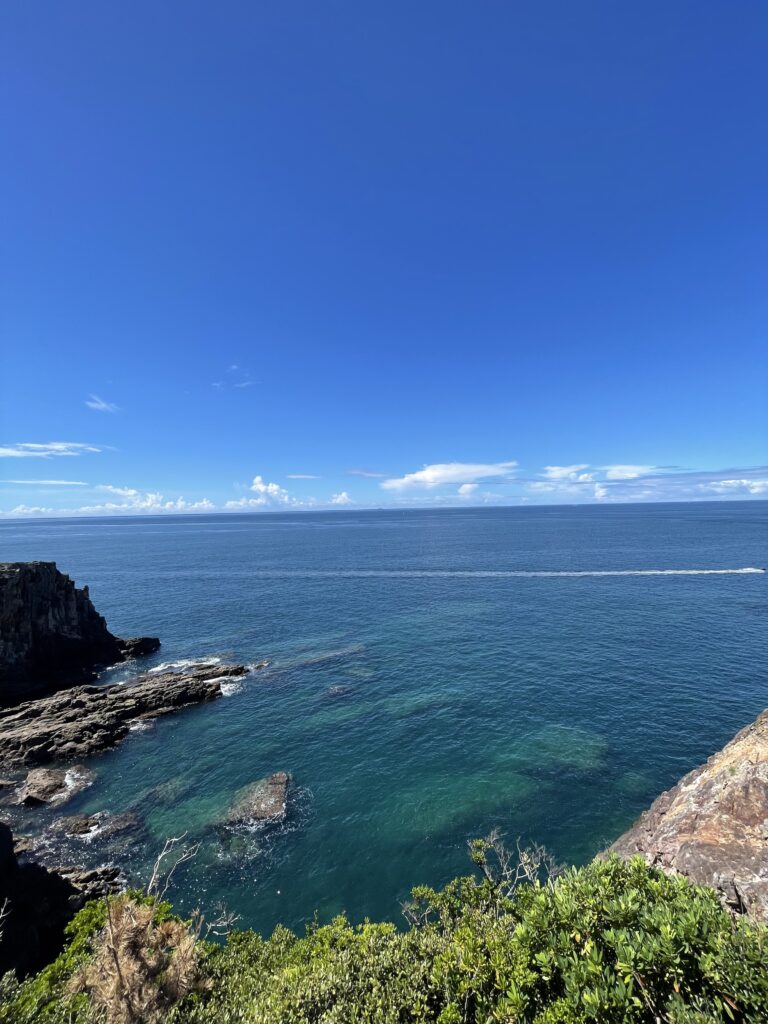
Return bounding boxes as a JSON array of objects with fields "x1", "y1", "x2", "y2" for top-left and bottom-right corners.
[
  {"x1": 0, "y1": 821, "x2": 122, "y2": 978},
  {"x1": 0, "y1": 663, "x2": 248, "y2": 769},
  {"x1": 119, "y1": 636, "x2": 161, "y2": 659},
  {"x1": 16, "y1": 765, "x2": 95, "y2": 806},
  {"x1": 225, "y1": 771, "x2": 291, "y2": 825},
  {"x1": 608, "y1": 708, "x2": 768, "y2": 919},
  {"x1": 0, "y1": 561, "x2": 160, "y2": 702}
]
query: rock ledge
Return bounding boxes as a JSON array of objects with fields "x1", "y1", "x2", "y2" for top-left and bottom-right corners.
[
  {"x1": 609, "y1": 709, "x2": 768, "y2": 919},
  {"x1": 0, "y1": 663, "x2": 248, "y2": 768}
]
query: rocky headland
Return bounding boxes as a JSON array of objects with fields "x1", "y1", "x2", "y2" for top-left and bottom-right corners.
[
  {"x1": 0, "y1": 561, "x2": 159, "y2": 702},
  {"x1": 0, "y1": 662, "x2": 249, "y2": 769},
  {"x1": 609, "y1": 709, "x2": 768, "y2": 919}
]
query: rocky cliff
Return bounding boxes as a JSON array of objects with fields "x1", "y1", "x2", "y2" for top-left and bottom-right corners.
[
  {"x1": 609, "y1": 709, "x2": 768, "y2": 919},
  {"x1": 0, "y1": 821, "x2": 122, "y2": 977},
  {"x1": 0, "y1": 562, "x2": 159, "y2": 702}
]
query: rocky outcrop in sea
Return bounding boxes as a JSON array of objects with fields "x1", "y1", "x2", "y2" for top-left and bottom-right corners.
[
  {"x1": 0, "y1": 561, "x2": 159, "y2": 702},
  {"x1": 609, "y1": 708, "x2": 768, "y2": 919},
  {"x1": 0, "y1": 663, "x2": 249, "y2": 768}
]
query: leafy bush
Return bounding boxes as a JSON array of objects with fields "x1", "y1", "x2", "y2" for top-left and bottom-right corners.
[{"x1": 2, "y1": 853, "x2": 767, "y2": 1023}]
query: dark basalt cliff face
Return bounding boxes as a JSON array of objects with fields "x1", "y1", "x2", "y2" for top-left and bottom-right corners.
[
  {"x1": 0, "y1": 562, "x2": 159, "y2": 702},
  {"x1": 609, "y1": 708, "x2": 768, "y2": 919}
]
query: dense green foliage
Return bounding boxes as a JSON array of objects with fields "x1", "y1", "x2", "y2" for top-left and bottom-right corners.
[{"x1": 2, "y1": 857, "x2": 767, "y2": 1023}]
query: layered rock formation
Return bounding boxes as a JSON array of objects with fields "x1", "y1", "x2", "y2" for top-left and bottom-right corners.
[
  {"x1": 0, "y1": 562, "x2": 160, "y2": 702},
  {"x1": 0, "y1": 822, "x2": 122, "y2": 978},
  {"x1": 609, "y1": 709, "x2": 768, "y2": 919},
  {"x1": 0, "y1": 663, "x2": 248, "y2": 768}
]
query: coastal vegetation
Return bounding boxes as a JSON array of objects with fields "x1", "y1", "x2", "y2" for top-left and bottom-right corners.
[{"x1": 2, "y1": 837, "x2": 767, "y2": 1024}]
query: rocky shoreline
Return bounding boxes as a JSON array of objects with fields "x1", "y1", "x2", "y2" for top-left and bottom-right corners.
[
  {"x1": 608, "y1": 708, "x2": 768, "y2": 919},
  {"x1": 0, "y1": 662, "x2": 250, "y2": 769},
  {"x1": 1, "y1": 559, "x2": 765, "y2": 981}
]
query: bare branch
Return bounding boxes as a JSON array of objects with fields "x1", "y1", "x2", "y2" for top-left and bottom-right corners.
[{"x1": 147, "y1": 833, "x2": 200, "y2": 900}]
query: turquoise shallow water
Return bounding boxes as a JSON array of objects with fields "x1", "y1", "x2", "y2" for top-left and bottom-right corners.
[{"x1": 2, "y1": 502, "x2": 767, "y2": 932}]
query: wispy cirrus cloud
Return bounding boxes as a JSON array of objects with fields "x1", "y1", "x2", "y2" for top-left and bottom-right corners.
[
  {"x1": 348, "y1": 469, "x2": 387, "y2": 478},
  {"x1": 0, "y1": 442, "x2": 102, "y2": 459},
  {"x1": 381, "y1": 461, "x2": 518, "y2": 491},
  {"x1": 286, "y1": 474, "x2": 322, "y2": 480},
  {"x1": 602, "y1": 464, "x2": 657, "y2": 480},
  {"x1": 85, "y1": 394, "x2": 119, "y2": 413},
  {"x1": 542, "y1": 465, "x2": 594, "y2": 482},
  {"x1": 1, "y1": 479, "x2": 88, "y2": 486}
]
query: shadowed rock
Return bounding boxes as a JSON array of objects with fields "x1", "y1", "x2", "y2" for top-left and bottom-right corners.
[
  {"x1": 224, "y1": 771, "x2": 291, "y2": 826},
  {"x1": 608, "y1": 708, "x2": 768, "y2": 919},
  {"x1": 0, "y1": 822, "x2": 122, "y2": 978},
  {"x1": 0, "y1": 663, "x2": 248, "y2": 769},
  {"x1": 0, "y1": 562, "x2": 160, "y2": 702}
]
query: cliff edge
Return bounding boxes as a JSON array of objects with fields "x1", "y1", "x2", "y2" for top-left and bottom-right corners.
[
  {"x1": 609, "y1": 709, "x2": 768, "y2": 919},
  {"x1": 0, "y1": 562, "x2": 159, "y2": 702}
]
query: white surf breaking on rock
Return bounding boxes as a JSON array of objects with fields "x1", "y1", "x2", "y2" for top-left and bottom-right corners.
[{"x1": 148, "y1": 657, "x2": 223, "y2": 674}]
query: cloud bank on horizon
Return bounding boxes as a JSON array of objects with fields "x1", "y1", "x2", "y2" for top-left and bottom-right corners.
[{"x1": 0, "y1": 450, "x2": 766, "y2": 518}]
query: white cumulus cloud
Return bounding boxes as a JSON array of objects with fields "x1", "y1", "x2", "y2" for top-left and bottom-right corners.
[
  {"x1": 701, "y1": 478, "x2": 768, "y2": 496},
  {"x1": 381, "y1": 461, "x2": 518, "y2": 491},
  {"x1": 331, "y1": 491, "x2": 352, "y2": 505},
  {"x1": 458, "y1": 483, "x2": 478, "y2": 496},
  {"x1": 250, "y1": 475, "x2": 292, "y2": 503}
]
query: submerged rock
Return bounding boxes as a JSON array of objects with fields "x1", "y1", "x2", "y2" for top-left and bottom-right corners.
[
  {"x1": 609, "y1": 708, "x2": 768, "y2": 919},
  {"x1": 16, "y1": 765, "x2": 95, "y2": 806},
  {"x1": 49, "y1": 810, "x2": 141, "y2": 840},
  {"x1": 224, "y1": 771, "x2": 291, "y2": 826},
  {"x1": 0, "y1": 663, "x2": 248, "y2": 769},
  {"x1": 0, "y1": 561, "x2": 159, "y2": 702},
  {"x1": 325, "y1": 684, "x2": 354, "y2": 698}
]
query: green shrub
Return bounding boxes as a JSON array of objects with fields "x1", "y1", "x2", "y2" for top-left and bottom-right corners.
[{"x1": 2, "y1": 855, "x2": 767, "y2": 1023}]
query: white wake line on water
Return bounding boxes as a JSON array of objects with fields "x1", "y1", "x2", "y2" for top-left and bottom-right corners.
[{"x1": 249, "y1": 568, "x2": 765, "y2": 579}]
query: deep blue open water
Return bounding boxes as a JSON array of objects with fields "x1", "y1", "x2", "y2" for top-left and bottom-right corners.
[{"x1": 2, "y1": 502, "x2": 767, "y2": 933}]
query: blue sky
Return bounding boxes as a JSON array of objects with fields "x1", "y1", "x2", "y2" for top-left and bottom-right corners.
[{"x1": 1, "y1": 1, "x2": 766, "y2": 516}]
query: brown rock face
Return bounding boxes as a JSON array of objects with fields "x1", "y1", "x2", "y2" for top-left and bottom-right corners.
[
  {"x1": 225, "y1": 771, "x2": 291, "y2": 825},
  {"x1": 16, "y1": 765, "x2": 95, "y2": 806},
  {"x1": 0, "y1": 663, "x2": 247, "y2": 769},
  {"x1": 609, "y1": 709, "x2": 768, "y2": 918},
  {"x1": 0, "y1": 562, "x2": 160, "y2": 702}
]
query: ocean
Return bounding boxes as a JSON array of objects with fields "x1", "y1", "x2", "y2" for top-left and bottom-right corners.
[{"x1": 2, "y1": 502, "x2": 767, "y2": 933}]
